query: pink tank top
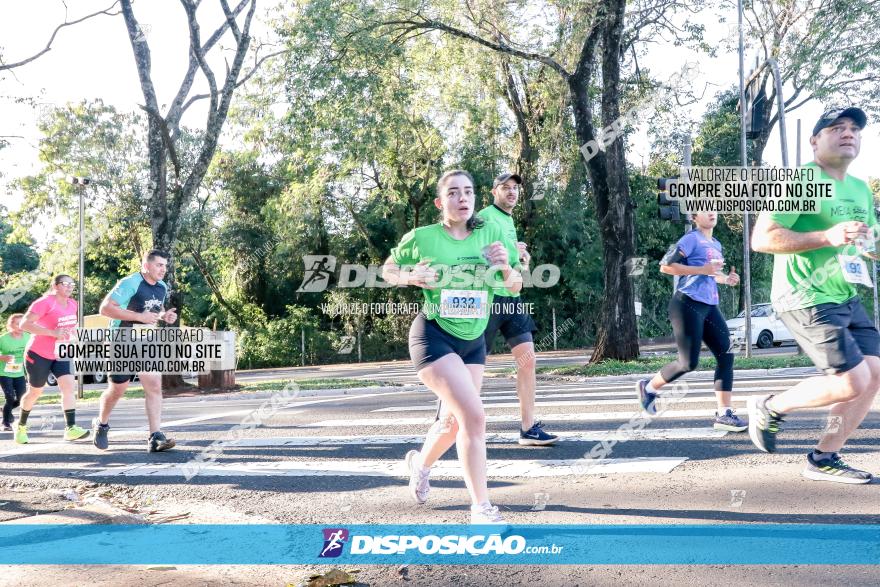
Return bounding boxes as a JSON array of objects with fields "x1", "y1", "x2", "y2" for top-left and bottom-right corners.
[{"x1": 25, "y1": 295, "x2": 78, "y2": 360}]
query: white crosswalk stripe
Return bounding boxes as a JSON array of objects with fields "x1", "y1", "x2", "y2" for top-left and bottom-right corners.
[
  {"x1": 372, "y1": 396, "x2": 749, "y2": 412},
  {"x1": 477, "y1": 385, "x2": 791, "y2": 398},
  {"x1": 309, "y1": 409, "x2": 722, "y2": 428},
  {"x1": 203, "y1": 427, "x2": 726, "y2": 446},
  {"x1": 64, "y1": 374, "x2": 803, "y2": 480},
  {"x1": 88, "y1": 457, "x2": 688, "y2": 478}
]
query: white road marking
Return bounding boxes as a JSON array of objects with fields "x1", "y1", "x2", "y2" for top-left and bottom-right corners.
[
  {"x1": 0, "y1": 442, "x2": 67, "y2": 458},
  {"x1": 309, "y1": 409, "x2": 723, "y2": 427},
  {"x1": 477, "y1": 385, "x2": 791, "y2": 398},
  {"x1": 87, "y1": 457, "x2": 688, "y2": 478},
  {"x1": 104, "y1": 389, "x2": 416, "y2": 434},
  {"x1": 373, "y1": 396, "x2": 748, "y2": 412},
  {"x1": 220, "y1": 427, "x2": 726, "y2": 447}
]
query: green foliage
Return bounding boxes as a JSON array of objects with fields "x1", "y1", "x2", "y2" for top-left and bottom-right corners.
[
  {"x1": 0, "y1": 208, "x2": 39, "y2": 276},
  {"x1": 8, "y1": 2, "x2": 877, "y2": 368}
]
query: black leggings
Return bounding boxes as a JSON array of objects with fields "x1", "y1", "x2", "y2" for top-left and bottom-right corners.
[
  {"x1": 1, "y1": 376, "x2": 26, "y2": 426},
  {"x1": 660, "y1": 291, "x2": 734, "y2": 391}
]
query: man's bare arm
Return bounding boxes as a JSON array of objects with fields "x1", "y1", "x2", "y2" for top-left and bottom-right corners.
[
  {"x1": 100, "y1": 296, "x2": 157, "y2": 325},
  {"x1": 751, "y1": 215, "x2": 862, "y2": 254}
]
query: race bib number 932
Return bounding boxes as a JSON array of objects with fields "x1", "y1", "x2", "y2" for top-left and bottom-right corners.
[{"x1": 439, "y1": 289, "x2": 488, "y2": 319}]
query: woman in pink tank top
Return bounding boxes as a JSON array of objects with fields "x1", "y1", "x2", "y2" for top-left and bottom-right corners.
[{"x1": 14, "y1": 275, "x2": 90, "y2": 444}]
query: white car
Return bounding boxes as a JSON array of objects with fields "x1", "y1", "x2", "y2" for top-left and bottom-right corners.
[{"x1": 727, "y1": 303, "x2": 795, "y2": 349}]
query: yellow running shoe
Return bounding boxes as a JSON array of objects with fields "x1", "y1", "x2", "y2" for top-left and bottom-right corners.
[
  {"x1": 64, "y1": 424, "x2": 90, "y2": 441},
  {"x1": 14, "y1": 424, "x2": 28, "y2": 444}
]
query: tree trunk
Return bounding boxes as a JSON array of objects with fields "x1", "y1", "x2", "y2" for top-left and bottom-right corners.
[
  {"x1": 500, "y1": 58, "x2": 540, "y2": 237},
  {"x1": 569, "y1": 0, "x2": 638, "y2": 362}
]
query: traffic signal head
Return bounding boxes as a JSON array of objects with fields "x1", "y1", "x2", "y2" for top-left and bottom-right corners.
[{"x1": 657, "y1": 176, "x2": 681, "y2": 222}]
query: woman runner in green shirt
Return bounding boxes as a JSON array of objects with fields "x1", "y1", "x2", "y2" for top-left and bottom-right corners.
[
  {"x1": 383, "y1": 170, "x2": 522, "y2": 525},
  {"x1": 0, "y1": 314, "x2": 31, "y2": 431}
]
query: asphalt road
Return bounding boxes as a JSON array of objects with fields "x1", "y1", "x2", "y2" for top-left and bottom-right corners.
[
  {"x1": 53, "y1": 341, "x2": 801, "y2": 393},
  {"x1": 2, "y1": 357, "x2": 878, "y2": 586}
]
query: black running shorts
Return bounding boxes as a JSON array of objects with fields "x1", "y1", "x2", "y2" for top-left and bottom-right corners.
[
  {"x1": 408, "y1": 313, "x2": 487, "y2": 372},
  {"x1": 483, "y1": 295, "x2": 537, "y2": 352},
  {"x1": 778, "y1": 297, "x2": 880, "y2": 375},
  {"x1": 24, "y1": 350, "x2": 71, "y2": 388}
]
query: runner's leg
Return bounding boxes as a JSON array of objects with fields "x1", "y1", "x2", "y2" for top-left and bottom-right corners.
[
  {"x1": 417, "y1": 353, "x2": 488, "y2": 505},
  {"x1": 419, "y1": 402, "x2": 459, "y2": 468},
  {"x1": 1, "y1": 377, "x2": 15, "y2": 426},
  {"x1": 815, "y1": 355, "x2": 880, "y2": 452},
  {"x1": 639, "y1": 294, "x2": 707, "y2": 413},
  {"x1": 654, "y1": 294, "x2": 707, "y2": 389},
  {"x1": 511, "y1": 341, "x2": 536, "y2": 430},
  {"x1": 141, "y1": 372, "x2": 163, "y2": 434},
  {"x1": 18, "y1": 385, "x2": 42, "y2": 414},
  {"x1": 98, "y1": 379, "x2": 129, "y2": 425},
  {"x1": 56, "y1": 373, "x2": 76, "y2": 412},
  {"x1": 769, "y1": 364, "x2": 871, "y2": 412},
  {"x1": 701, "y1": 305, "x2": 735, "y2": 411}
]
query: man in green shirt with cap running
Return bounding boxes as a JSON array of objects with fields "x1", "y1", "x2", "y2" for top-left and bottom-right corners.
[
  {"x1": 750, "y1": 106, "x2": 878, "y2": 483},
  {"x1": 477, "y1": 172, "x2": 557, "y2": 446}
]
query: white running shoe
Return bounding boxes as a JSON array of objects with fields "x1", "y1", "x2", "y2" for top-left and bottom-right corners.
[
  {"x1": 470, "y1": 502, "x2": 506, "y2": 525},
  {"x1": 405, "y1": 450, "x2": 431, "y2": 504}
]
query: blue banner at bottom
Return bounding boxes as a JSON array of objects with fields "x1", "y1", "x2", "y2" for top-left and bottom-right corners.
[{"x1": 1, "y1": 524, "x2": 879, "y2": 565}]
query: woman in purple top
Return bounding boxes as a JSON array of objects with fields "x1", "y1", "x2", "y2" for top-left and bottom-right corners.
[{"x1": 636, "y1": 212, "x2": 747, "y2": 432}]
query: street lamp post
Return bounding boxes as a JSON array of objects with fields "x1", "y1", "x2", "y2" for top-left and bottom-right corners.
[
  {"x1": 737, "y1": 0, "x2": 754, "y2": 358},
  {"x1": 68, "y1": 176, "x2": 90, "y2": 399}
]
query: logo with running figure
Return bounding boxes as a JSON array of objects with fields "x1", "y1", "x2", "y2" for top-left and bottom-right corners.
[
  {"x1": 297, "y1": 255, "x2": 337, "y2": 293},
  {"x1": 143, "y1": 298, "x2": 163, "y2": 313},
  {"x1": 318, "y1": 528, "x2": 349, "y2": 558}
]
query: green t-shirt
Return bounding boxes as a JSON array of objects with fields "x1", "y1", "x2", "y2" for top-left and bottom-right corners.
[
  {"x1": 767, "y1": 162, "x2": 877, "y2": 312},
  {"x1": 390, "y1": 221, "x2": 519, "y2": 340},
  {"x1": 477, "y1": 204, "x2": 521, "y2": 298},
  {"x1": 0, "y1": 332, "x2": 31, "y2": 378}
]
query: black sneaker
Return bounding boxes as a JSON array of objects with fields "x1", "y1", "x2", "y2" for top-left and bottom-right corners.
[
  {"x1": 636, "y1": 379, "x2": 657, "y2": 415},
  {"x1": 92, "y1": 418, "x2": 110, "y2": 450},
  {"x1": 148, "y1": 431, "x2": 176, "y2": 453},
  {"x1": 747, "y1": 394, "x2": 784, "y2": 453},
  {"x1": 519, "y1": 421, "x2": 559, "y2": 446},
  {"x1": 803, "y1": 452, "x2": 873, "y2": 484}
]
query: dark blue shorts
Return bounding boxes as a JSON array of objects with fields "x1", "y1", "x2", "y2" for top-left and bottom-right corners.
[
  {"x1": 483, "y1": 295, "x2": 537, "y2": 352},
  {"x1": 408, "y1": 313, "x2": 486, "y2": 372},
  {"x1": 778, "y1": 297, "x2": 880, "y2": 374},
  {"x1": 24, "y1": 350, "x2": 71, "y2": 388}
]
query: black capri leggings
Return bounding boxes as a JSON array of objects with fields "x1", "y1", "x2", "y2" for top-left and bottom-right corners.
[
  {"x1": 660, "y1": 291, "x2": 734, "y2": 391},
  {"x1": 1, "y1": 376, "x2": 26, "y2": 426}
]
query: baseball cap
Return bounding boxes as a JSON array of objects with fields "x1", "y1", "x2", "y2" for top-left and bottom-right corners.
[
  {"x1": 493, "y1": 172, "x2": 522, "y2": 188},
  {"x1": 811, "y1": 107, "x2": 867, "y2": 136}
]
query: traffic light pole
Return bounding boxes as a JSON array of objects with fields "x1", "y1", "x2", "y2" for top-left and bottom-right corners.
[{"x1": 683, "y1": 136, "x2": 692, "y2": 233}]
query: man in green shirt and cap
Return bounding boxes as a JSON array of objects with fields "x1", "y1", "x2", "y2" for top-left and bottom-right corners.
[
  {"x1": 477, "y1": 172, "x2": 558, "y2": 446},
  {"x1": 750, "y1": 107, "x2": 878, "y2": 484}
]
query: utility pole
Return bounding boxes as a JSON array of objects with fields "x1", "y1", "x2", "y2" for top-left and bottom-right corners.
[{"x1": 68, "y1": 176, "x2": 91, "y2": 399}]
